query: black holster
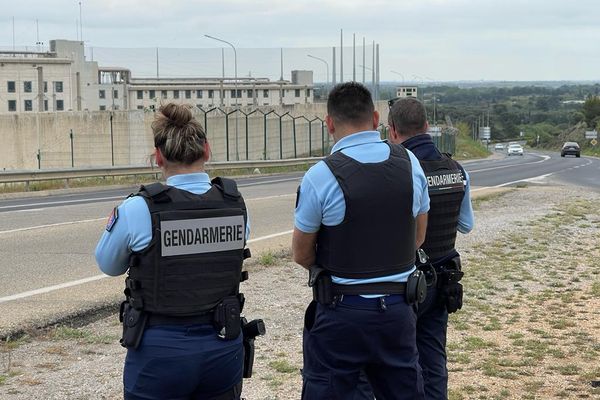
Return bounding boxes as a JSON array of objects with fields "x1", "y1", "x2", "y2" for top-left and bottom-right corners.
[
  {"x1": 308, "y1": 265, "x2": 335, "y2": 305},
  {"x1": 242, "y1": 317, "x2": 266, "y2": 378},
  {"x1": 119, "y1": 301, "x2": 148, "y2": 349},
  {"x1": 437, "y1": 256, "x2": 464, "y2": 314}
]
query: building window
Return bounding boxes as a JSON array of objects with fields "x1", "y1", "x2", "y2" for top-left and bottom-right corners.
[
  {"x1": 230, "y1": 90, "x2": 236, "y2": 98},
  {"x1": 44, "y1": 81, "x2": 48, "y2": 93},
  {"x1": 306, "y1": 89, "x2": 311, "y2": 97},
  {"x1": 7, "y1": 81, "x2": 16, "y2": 93},
  {"x1": 185, "y1": 90, "x2": 192, "y2": 99},
  {"x1": 99, "y1": 90, "x2": 106, "y2": 99},
  {"x1": 208, "y1": 90, "x2": 214, "y2": 99},
  {"x1": 99, "y1": 105, "x2": 106, "y2": 111},
  {"x1": 247, "y1": 89, "x2": 253, "y2": 98},
  {"x1": 149, "y1": 90, "x2": 155, "y2": 99},
  {"x1": 137, "y1": 90, "x2": 143, "y2": 100},
  {"x1": 173, "y1": 90, "x2": 180, "y2": 99},
  {"x1": 197, "y1": 90, "x2": 203, "y2": 99},
  {"x1": 295, "y1": 89, "x2": 301, "y2": 97},
  {"x1": 24, "y1": 100, "x2": 33, "y2": 111},
  {"x1": 263, "y1": 89, "x2": 269, "y2": 98},
  {"x1": 56, "y1": 100, "x2": 64, "y2": 111},
  {"x1": 237, "y1": 89, "x2": 242, "y2": 98},
  {"x1": 44, "y1": 100, "x2": 48, "y2": 111},
  {"x1": 54, "y1": 81, "x2": 63, "y2": 93},
  {"x1": 24, "y1": 81, "x2": 33, "y2": 93},
  {"x1": 113, "y1": 90, "x2": 119, "y2": 99},
  {"x1": 8, "y1": 100, "x2": 16, "y2": 111},
  {"x1": 137, "y1": 105, "x2": 144, "y2": 110},
  {"x1": 161, "y1": 90, "x2": 167, "y2": 99}
]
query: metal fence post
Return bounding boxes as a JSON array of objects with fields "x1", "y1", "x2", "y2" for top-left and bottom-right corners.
[
  {"x1": 292, "y1": 117, "x2": 297, "y2": 158},
  {"x1": 109, "y1": 113, "x2": 115, "y2": 167},
  {"x1": 70, "y1": 129, "x2": 74, "y2": 167}
]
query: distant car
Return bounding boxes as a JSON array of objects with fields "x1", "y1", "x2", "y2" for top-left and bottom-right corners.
[
  {"x1": 561, "y1": 142, "x2": 580, "y2": 157},
  {"x1": 507, "y1": 144, "x2": 524, "y2": 156},
  {"x1": 494, "y1": 143, "x2": 504, "y2": 150}
]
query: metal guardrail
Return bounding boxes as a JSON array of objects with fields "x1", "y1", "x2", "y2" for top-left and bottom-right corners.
[{"x1": 0, "y1": 158, "x2": 323, "y2": 186}]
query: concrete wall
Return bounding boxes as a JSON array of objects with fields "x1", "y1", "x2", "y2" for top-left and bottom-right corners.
[{"x1": 0, "y1": 102, "x2": 389, "y2": 170}]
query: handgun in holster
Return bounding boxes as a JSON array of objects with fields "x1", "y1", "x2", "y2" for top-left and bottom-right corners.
[
  {"x1": 308, "y1": 265, "x2": 334, "y2": 305},
  {"x1": 242, "y1": 317, "x2": 266, "y2": 378}
]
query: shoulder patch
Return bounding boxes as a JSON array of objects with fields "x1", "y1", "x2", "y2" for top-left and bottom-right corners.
[{"x1": 105, "y1": 207, "x2": 119, "y2": 232}]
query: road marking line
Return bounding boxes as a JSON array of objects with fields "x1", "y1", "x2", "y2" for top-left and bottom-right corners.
[
  {"x1": 246, "y1": 193, "x2": 295, "y2": 201},
  {"x1": 468, "y1": 154, "x2": 550, "y2": 173},
  {"x1": 1, "y1": 193, "x2": 296, "y2": 233},
  {"x1": 0, "y1": 195, "x2": 123, "y2": 210},
  {"x1": 0, "y1": 177, "x2": 302, "y2": 212},
  {"x1": 0, "y1": 229, "x2": 295, "y2": 304},
  {"x1": 0, "y1": 275, "x2": 110, "y2": 304},
  {"x1": 0, "y1": 218, "x2": 106, "y2": 235},
  {"x1": 471, "y1": 172, "x2": 554, "y2": 192}
]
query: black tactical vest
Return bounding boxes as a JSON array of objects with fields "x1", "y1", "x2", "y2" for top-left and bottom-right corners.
[
  {"x1": 419, "y1": 154, "x2": 465, "y2": 262},
  {"x1": 316, "y1": 143, "x2": 416, "y2": 279},
  {"x1": 125, "y1": 177, "x2": 248, "y2": 317}
]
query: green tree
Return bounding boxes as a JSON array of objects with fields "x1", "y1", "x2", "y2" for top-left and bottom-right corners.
[{"x1": 582, "y1": 96, "x2": 600, "y2": 128}]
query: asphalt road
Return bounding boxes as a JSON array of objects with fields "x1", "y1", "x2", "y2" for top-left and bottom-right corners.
[{"x1": 0, "y1": 150, "x2": 599, "y2": 336}]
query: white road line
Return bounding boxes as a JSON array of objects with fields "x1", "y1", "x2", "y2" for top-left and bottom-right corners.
[
  {"x1": 246, "y1": 193, "x2": 295, "y2": 201},
  {"x1": 0, "y1": 275, "x2": 110, "y2": 304},
  {"x1": 471, "y1": 173, "x2": 554, "y2": 192},
  {"x1": 0, "y1": 229, "x2": 295, "y2": 304},
  {"x1": 0, "y1": 193, "x2": 296, "y2": 234},
  {"x1": 0, "y1": 177, "x2": 301, "y2": 211},
  {"x1": 0, "y1": 218, "x2": 106, "y2": 235},
  {"x1": 468, "y1": 154, "x2": 550, "y2": 173},
  {"x1": 0, "y1": 195, "x2": 123, "y2": 210}
]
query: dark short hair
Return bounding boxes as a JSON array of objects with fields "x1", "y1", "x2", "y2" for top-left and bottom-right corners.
[
  {"x1": 327, "y1": 82, "x2": 374, "y2": 125},
  {"x1": 388, "y1": 97, "x2": 427, "y2": 136}
]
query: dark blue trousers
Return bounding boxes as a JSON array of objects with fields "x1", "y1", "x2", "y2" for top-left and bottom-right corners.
[
  {"x1": 123, "y1": 324, "x2": 243, "y2": 400},
  {"x1": 416, "y1": 286, "x2": 449, "y2": 400},
  {"x1": 355, "y1": 286, "x2": 449, "y2": 400},
  {"x1": 302, "y1": 297, "x2": 424, "y2": 400}
]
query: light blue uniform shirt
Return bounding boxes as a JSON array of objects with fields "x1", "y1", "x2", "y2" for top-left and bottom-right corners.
[
  {"x1": 457, "y1": 169, "x2": 474, "y2": 234},
  {"x1": 294, "y1": 130, "x2": 430, "y2": 288},
  {"x1": 95, "y1": 173, "x2": 250, "y2": 276}
]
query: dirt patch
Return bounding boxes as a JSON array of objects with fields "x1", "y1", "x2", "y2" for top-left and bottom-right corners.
[{"x1": 1, "y1": 186, "x2": 599, "y2": 399}]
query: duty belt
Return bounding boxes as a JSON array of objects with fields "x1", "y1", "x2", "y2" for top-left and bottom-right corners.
[{"x1": 146, "y1": 313, "x2": 214, "y2": 326}]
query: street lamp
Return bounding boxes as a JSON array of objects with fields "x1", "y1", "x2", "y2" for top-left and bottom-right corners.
[
  {"x1": 424, "y1": 76, "x2": 437, "y2": 126},
  {"x1": 307, "y1": 54, "x2": 329, "y2": 94},
  {"x1": 205, "y1": 34, "x2": 239, "y2": 160}
]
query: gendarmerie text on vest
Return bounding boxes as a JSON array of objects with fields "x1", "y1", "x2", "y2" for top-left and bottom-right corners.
[{"x1": 161, "y1": 215, "x2": 245, "y2": 256}]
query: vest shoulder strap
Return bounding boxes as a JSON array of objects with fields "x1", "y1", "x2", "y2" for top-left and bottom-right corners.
[
  {"x1": 137, "y1": 183, "x2": 171, "y2": 203},
  {"x1": 211, "y1": 177, "x2": 241, "y2": 200}
]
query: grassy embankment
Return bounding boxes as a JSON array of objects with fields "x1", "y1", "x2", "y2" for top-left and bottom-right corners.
[{"x1": 453, "y1": 122, "x2": 492, "y2": 160}]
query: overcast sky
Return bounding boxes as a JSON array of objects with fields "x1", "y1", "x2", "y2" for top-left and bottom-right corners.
[{"x1": 3, "y1": 0, "x2": 600, "y2": 82}]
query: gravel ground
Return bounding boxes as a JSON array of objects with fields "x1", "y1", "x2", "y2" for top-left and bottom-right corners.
[{"x1": 1, "y1": 184, "x2": 599, "y2": 399}]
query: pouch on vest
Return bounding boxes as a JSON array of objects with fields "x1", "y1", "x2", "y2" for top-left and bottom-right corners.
[
  {"x1": 214, "y1": 296, "x2": 242, "y2": 340},
  {"x1": 119, "y1": 301, "x2": 148, "y2": 349}
]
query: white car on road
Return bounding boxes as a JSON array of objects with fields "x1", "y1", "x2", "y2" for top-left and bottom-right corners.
[{"x1": 507, "y1": 144, "x2": 524, "y2": 156}]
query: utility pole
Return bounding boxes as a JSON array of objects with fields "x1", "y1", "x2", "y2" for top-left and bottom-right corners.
[
  {"x1": 340, "y1": 29, "x2": 343, "y2": 83},
  {"x1": 362, "y1": 37, "x2": 366, "y2": 84},
  {"x1": 352, "y1": 33, "x2": 356, "y2": 82},
  {"x1": 332, "y1": 47, "x2": 337, "y2": 86}
]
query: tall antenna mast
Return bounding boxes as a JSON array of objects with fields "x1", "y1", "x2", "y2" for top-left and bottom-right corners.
[
  {"x1": 79, "y1": 2, "x2": 83, "y2": 42},
  {"x1": 12, "y1": 17, "x2": 16, "y2": 51}
]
